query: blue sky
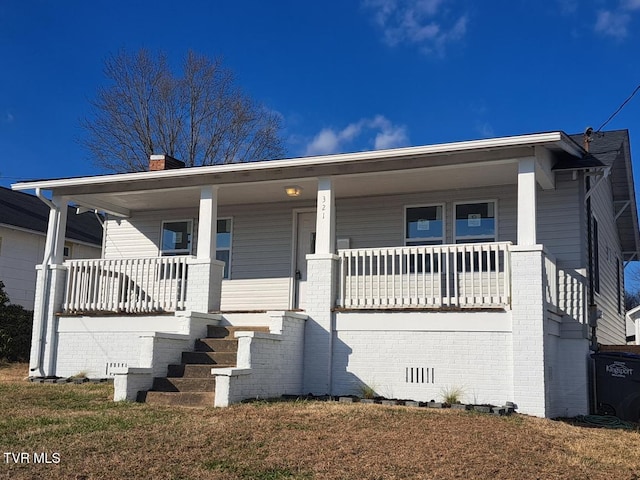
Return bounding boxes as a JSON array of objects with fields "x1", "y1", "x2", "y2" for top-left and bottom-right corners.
[{"x1": 1, "y1": 1, "x2": 639, "y2": 187}]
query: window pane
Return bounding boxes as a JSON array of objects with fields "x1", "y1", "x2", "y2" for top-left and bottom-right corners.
[
  {"x1": 162, "y1": 221, "x2": 192, "y2": 252},
  {"x1": 455, "y1": 202, "x2": 495, "y2": 241},
  {"x1": 217, "y1": 219, "x2": 231, "y2": 249},
  {"x1": 406, "y1": 206, "x2": 443, "y2": 242},
  {"x1": 216, "y1": 249, "x2": 229, "y2": 279}
]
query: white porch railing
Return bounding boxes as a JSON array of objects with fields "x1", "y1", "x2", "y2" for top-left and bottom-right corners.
[
  {"x1": 337, "y1": 242, "x2": 511, "y2": 309},
  {"x1": 543, "y1": 251, "x2": 558, "y2": 309},
  {"x1": 63, "y1": 256, "x2": 191, "y2": 313}
]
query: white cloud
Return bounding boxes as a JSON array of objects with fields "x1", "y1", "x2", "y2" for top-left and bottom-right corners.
[
  {"x1": 369, "y1": 115, "x2": 409, "y2": 149},
  {"x1": 595, "y1": 9, "x2": 631, "y2": 39},
  {"x1": 594, "y1": 0, "x2": 640, "y2": 39},
  {"x1": 557, "y1": 0, "x2": 578, "y2": 14},
  {"x1": 363, "y1": 0, "x2": 468, "y2": 55},
  {"x1": 2, "y1": 111, "x2": 14, "y2": 124},
  {"x1": 622, "y1": 0, "x2": 640, "y2": 11},
  {"x1": 304, "y1": 115, "x2": 409, "y2": 156},
  {"x1": 475, "y1": 121, "x2": 494, "y2": 138}
]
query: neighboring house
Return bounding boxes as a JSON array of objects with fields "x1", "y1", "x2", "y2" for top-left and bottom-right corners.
[
  {"x1": 626, "y1": 305, "x2": 640, "y2": 344},
  {"x1": 0, "y1": 187, "x2": 103, "y2": 309},
  {"x1": 12, "y1": 129, "x2": 639, "y2": 419}
]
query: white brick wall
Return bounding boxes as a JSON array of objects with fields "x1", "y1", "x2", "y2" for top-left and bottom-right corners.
[
  {"x1": 302, "y1": 254, "x2": 339, "y2": 394},
  {"x1": 213, "y1": 311, "x2": 307, "y2": 406},
  {"x1": 186, "y1": 259, "x2": 224, "y2": 312},
  {"x1": 55, "y1": 312, "x2": 221, "y2": 379},
  {"x1": 510, "y1": 246, "x2": 547, "y2": 417},
  {"x1": 544, "y1": 313, "x2": 590, "y2": 417},
  {"x1": 332, "y1": 329, "x2": 513, "y2": 405}
]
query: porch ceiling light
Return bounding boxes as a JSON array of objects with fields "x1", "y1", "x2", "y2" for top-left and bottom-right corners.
[{"x1": 285, "y1": 185, "x2": 302, "y2": 197}]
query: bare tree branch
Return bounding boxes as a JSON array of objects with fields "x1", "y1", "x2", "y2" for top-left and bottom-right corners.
[{"x1": 80, "y1": 49, "x2": 284, "y2": 172}]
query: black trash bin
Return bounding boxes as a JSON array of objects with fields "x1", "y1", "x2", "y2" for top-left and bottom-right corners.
[{"x1": 592, "y1": 352, "x2": 640, "y2": 422}]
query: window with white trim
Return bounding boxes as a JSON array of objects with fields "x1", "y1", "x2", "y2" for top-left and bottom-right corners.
[
  {"x1": 216, "y1": 218, "x2": 232, "y2": 279},
  {"x1": 405, "y1": 205, "x2": 444, "y2": 246},
  {"x1": 454, "y1": 201, "x2": 496, "y2": 244},
  {"x1": 160, "y1": 220, "x2": 193, "y2": 255}
]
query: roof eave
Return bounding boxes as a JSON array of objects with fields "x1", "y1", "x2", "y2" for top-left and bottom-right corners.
[{"x1": 12, "y1": 132, "x2": 576, "y2": 194}]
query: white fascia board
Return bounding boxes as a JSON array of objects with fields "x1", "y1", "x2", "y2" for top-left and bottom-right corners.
[{"x1": 12, "y1": 132, "x2": 572, "y2": 192}]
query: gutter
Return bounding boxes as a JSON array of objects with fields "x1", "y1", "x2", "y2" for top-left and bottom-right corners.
[{"x1": 30, "y1": 188, "x2": 60, "y2": 376}]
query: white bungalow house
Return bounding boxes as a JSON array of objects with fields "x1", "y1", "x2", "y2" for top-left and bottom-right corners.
[
  {"x1": 0, "y1": 186, "x2": 102, "y2": 309},
  {"x1": 12, "y1": 129, "x2": 639, "y2": 418}
]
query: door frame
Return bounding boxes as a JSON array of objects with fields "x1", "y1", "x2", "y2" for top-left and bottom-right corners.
[{"x1": 290, "y1": 208, "x2": 316, "y2": 309}]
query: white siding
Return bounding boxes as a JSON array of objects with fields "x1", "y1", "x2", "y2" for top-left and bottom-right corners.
[
  {"x1": 218, "y1": 203, "x2": 294, "y2": 279},
  {"x1": 537, "y1": 172, "x2": 587, "y2": 324},
  {"x1": 103, "y1": 208, "x2": 197, "y2": 259},
  {"x1": 0, "y1": 226, "x2": 45, "y2": 309},
  {"x1": 590, "y1": 172, "x2": 626, "y2": 344},
  {"x1": 0, "y1": 226, "x2": 101, "y2": 310},
  {"x1": 336, "y1": 185, "x2": 518, "y2": 248},
  {"x1": 220, "y1": 278, "x2": 291, "y2": 310},
  {"x1": 103, "y1": 203, "x2": 299, "y2": 311}
]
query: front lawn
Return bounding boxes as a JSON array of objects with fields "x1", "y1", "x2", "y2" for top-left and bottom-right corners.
[{"x1": 1, "y1": 363, "x2": 639, "y2": 480}]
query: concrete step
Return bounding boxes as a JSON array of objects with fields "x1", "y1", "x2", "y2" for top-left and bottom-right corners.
[
  {"x1": 151, "y1": 377, "x2": 216, "y2": 392},
  {"x1": 206, "y1": 325, "x2": 270, "y2": 338},
  {"x1": 181, "y1": 351, "x2": 237, "y2": 365},
  {"x1": 166, "y1": 364, "x2": 229, "y2": 378},
  {"x1": 140, "y1": 391, "x2": 215, "y2": 407},
  {"x1": 195, "y1": 338, "x2": 238, "y2": 352}
]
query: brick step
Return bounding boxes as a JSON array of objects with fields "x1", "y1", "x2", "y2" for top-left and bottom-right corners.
[
  {"x1": 195, "y1": 338, "x2": 238, "y2": 352},
  {"x1": 181, "y1": 351, "x2": 237, "y2": 365},
  {"x1": 206, "y1": 325, "x2": 270, "y2": 338},
  {"x1": 140, "y1": 325, "x2": 268, "y2": 407},
  {"x1": 167, "y1": 363, "x2": 233, "y2": 378},
  {"x1": 139, "y1": 391, "x2": 215, "y2": 407},
  {"x1": 151, "y1": 377, "x2": 216, "y2": 392}
]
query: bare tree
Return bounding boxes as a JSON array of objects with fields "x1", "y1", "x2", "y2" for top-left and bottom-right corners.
[{"x1": 81, "y1": 49, "x2": 284, "y2": 172}]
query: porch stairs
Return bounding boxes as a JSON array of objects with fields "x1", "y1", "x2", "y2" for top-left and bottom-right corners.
[{"x1": 138, "y1": 325, "x2": 270, "y2": 407}]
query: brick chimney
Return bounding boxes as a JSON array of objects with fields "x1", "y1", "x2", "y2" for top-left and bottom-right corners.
[{"x1": 149, "y1": 154, "x2": 185, "y2": 171}]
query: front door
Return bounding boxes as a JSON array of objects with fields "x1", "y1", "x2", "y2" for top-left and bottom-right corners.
[{"x1": 294, "y1": 211, "x2": 316, "y2": 309}]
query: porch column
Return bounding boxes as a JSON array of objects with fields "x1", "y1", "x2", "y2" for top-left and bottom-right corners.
[
  {"x1": 512, "y1": 158, "x2": 548, "y2": 416},
  {"x1": 30, "y1": 195, "x2": 69, "y2": 377},
  {"x1": 303, "y1": 177, "x2": 339, "y2": 395},
  {"x1": 187, "y1": 185, "x2": 225, "y2": 313},
  {"x1": 315, "y1": 177, "x2": 336, "y2": 254},
  {"x1": 197, "y1": 185, "x2": 218, "y2": 260},
  {"x1": 517, "y1": 157, "x2": 537, "y2": 246}
]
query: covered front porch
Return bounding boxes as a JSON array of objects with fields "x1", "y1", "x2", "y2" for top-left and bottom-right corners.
[
  {"x1": 15, "y1": 133, "x2": 581, "y2": 389},
  {"x1": 50, "y1": 149, "x2": 558, "y2": 316}
]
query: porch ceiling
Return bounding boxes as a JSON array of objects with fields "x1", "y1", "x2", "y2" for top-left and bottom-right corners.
[{"x1": 66, "y1": 160, "x2": 520, "y2": 212}]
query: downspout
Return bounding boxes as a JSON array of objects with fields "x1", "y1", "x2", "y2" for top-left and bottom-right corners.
[{"x1": 31, "y1": 188, "x2": 60, "y2": 375}]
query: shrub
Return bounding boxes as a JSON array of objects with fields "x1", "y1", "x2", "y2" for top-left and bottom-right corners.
[{"x1": 0, "y1": 281, "x2": 33, "y2": 362}]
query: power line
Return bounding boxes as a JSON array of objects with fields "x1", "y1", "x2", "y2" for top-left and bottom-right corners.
[{"x1": 596, "y1": 83, "x2": 640, "y2": 132}]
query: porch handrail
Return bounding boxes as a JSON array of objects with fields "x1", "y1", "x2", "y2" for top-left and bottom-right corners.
[
  {"x1": 337, "y1": 242, "x2": 512, "y2": 309},
  {"x1": 63, "y1": 256, "x2": 192, "y2": 313}
]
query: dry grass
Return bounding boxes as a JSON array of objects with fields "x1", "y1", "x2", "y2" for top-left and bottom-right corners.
[{"x1": 1, "y1": 362, "x2": 639, "y2": 480}]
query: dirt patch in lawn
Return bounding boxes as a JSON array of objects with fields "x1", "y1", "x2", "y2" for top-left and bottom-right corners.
[{"x1": 1, "y1": 363, "x2": 639, "y2": 479}]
